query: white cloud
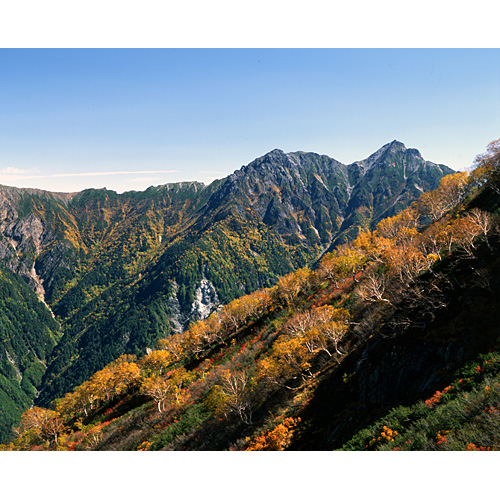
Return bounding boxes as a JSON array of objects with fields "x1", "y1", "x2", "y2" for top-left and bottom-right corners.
[
  {"x1": 1, "y1": 167, "x2": 28, "y2": 174},
  {"x1": 0, "y1": 169, "x2": 179, "y2": 181},
  {"x1": 53, "y1": 170, "x2": 179, "y2": 178},
  {"x1": 0, "y1": 168, "x2": 182, "y2": 192},
  {"x1": 0, "y1": 167, "x2": 40, "y2": 176}
]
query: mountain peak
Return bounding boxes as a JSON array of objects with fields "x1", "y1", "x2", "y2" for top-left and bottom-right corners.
[
  {"x1": 381, "y1": 140, "x2": 406, "y2": 153},
  {"x1": 359, "y1": 140, "x2": 408, "y2": 169}
]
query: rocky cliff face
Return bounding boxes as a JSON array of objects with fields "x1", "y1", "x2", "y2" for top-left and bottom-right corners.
[
  {"x1": 331, "y1": 140, "x2": 452, "y2": 246},
  {"x1": 209, "y1": 148, "x2": 347, "y2": 249},
  {"x1": 0, "y1": 141, "x2": 451, "y2": 310},
  {"x1": 0, "y1": 187, "x2": 78, "y2": 303},
  {"x1": 207, "y1": 141, "x2": 453, "y2": 252}
]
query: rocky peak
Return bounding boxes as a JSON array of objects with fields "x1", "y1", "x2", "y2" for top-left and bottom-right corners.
[
  {"x1": 359, "y1": 140, "x2": 406, "y2": 170},
  {"x1": 387, "y1": 139, "x2": 406, "y2": 150}
]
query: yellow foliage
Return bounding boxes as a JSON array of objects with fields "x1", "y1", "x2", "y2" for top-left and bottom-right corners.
[
  {"x1": 416, "y1": 172, "x2": 469, "y2": 222},
  {"x1": 140, "y1": 350, "x2": 173, "y2": 375},
  {"x1": 275, "y1": 267, "x2": 313, "y2": 307},
  {"x1": 375, "y1": 208, "x2": 419, "y2": 243},
  {"x1": 317, "y1": 244, "x2": 367, "y2": 286}
]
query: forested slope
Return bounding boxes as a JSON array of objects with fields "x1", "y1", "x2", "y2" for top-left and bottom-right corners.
[
  {"x1": 0, "y1": 141, "x2": 450, "y2": 433},
  {"x1": 0, "y1": 266, "x2": 60, "y2": 442},
  {"x1": 3, "y1": 139, "x2": 499, "y2": 450}
]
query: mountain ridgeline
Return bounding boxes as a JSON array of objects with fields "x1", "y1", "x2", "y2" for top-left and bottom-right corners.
[{"x1": 0, "y1": 141, "x2": 452, "y2": 440}]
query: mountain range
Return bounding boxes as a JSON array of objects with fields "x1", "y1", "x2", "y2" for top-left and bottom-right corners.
[{"x1": 0, "y1": 140, "x2": 453, "y2": 441}]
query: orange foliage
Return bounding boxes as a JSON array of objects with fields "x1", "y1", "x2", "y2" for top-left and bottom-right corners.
[
  {"x1": 436, "y1": 430, "x2": 450, "y2": 446},
  {"x1": 140, "y1": 350, "x2": 173, "y2": 375},
  {"x1": 374, "y1": 208, "x2": 419, "y2": 244},
  {"x1": 367, "y1": 425, "x2": 399, "y2": 448},
  {"x1": 416, "y1": 172, "x2": 469, "y2": 222},
  {"x1": 425, "y1": 385, "x2": 454, "y2": 408},
  {"x1": 243, "y1": 418, "x2": 300, "y2": 451},
  {"x1": 16, "y1": 406, "x2": 66, "y2": 446},
  {"x1": 466, "y1": 443, "x2": 492, "y2": 451}
]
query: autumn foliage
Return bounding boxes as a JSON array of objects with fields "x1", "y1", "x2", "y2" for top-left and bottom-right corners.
[
  {"x1": 5, "y1": 138, "x2": 500, "y2": 451},
  {"x1": 243, "y1": 418, "x2": 300, "y2": 451}
]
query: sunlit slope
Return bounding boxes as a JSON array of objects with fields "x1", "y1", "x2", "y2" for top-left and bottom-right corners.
[{"x1": 8, "y1": 159, "x2": 498, "y2": 450}]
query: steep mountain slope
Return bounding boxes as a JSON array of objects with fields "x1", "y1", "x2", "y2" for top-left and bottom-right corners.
[
  {"x1": 4, "y1": 158, "x2": 498, "y2": 451},
  {"x1": 0, "y1": 141, "x2": 452, "y2": 429},
  {"x1": 0, "y1": 265, "x2": 60, "y2": 442},
  {"x1": 209, "y1": 141, "x2": 451, "y2": 251},
  {"x1": 293, "y1": 229, "x2": 500, "y2": 449},
  {"x1": 332, "y1": 140, "x2": 452, "y2": 246},
  {"x1": 0, "y1": 185, "x2": 80, "y2": 300}
]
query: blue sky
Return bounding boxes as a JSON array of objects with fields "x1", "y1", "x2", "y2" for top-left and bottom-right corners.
[{"x1": 0, "y1": 48, "x2": 499, "y2": 193}]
